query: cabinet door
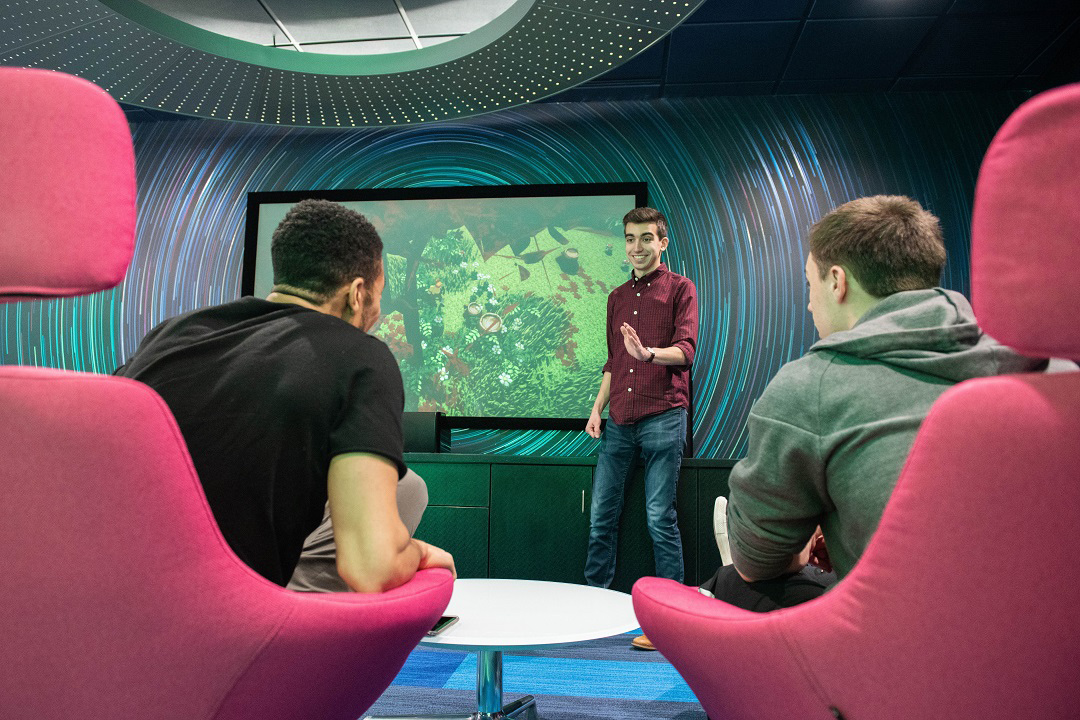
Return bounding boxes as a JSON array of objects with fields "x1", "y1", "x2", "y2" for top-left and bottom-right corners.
[
  {"x1": 409, "y1": 462, "x2": 489, "y2": 506},
  {"x1": 414, "y1": 506, "x2": 489, "y2": 579},
  {"x1": 489, "y1": 464, "x2": 592, "y2": 583},
  {"x1": 410, "y1": 462, "x2": 490, "y2": 579}
]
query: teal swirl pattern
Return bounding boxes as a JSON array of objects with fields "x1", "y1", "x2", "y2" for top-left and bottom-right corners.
[{"x1": 1, "y1": 93, "x2": 1022, "y2": 458}]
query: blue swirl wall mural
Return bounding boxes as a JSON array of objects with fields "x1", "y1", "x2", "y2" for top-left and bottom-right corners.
[{"x1": 0, "y1": 93, "x2": 1023, "y2": 458}]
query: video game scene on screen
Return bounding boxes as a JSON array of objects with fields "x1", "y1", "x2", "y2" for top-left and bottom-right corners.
[{"x1": 250, "y1": 192, "x2": 640, "y2": 422}]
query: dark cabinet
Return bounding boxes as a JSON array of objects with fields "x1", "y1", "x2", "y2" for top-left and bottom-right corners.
[
  {"x1": 489, "y1": 464, "x2": 592, "y2": 583},
  {"x1": 406, "y1": 454, "x2": 733, "y2": 590}
]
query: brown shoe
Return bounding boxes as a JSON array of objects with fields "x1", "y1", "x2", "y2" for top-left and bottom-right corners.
[{"x1": 631, "y1": 634, "x2": 656, "y2": 651}]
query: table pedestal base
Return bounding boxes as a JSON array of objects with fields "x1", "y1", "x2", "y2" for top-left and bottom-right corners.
[{"x1": 366, "y1": 650, "x2": 539, "y2": 720}]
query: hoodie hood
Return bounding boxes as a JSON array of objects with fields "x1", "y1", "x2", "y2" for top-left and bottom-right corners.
[{"x1": 810, "y1": 288, "x2": 1048, "y2": 382}]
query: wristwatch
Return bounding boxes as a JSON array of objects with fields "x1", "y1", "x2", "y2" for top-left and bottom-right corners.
[{"x1": 645, "y1": 347, "x2": 656, "y2": 363}]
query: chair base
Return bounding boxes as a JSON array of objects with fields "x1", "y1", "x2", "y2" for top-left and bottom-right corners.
[{"x1": 366, "y1": 649, "x2": 538, "y2": 720}]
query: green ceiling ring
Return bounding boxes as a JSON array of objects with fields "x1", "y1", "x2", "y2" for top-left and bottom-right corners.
[
  {"x1": 1, "y1": 0, "x2": 706, "y2": 127},
  {"x1": 98, "y1": 0, "x2": 536, "y2": 75}
]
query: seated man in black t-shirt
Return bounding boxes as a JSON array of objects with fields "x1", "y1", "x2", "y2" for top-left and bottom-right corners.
[{"x1": 116, "y1": 199, "x2": 454, "y2": 592}]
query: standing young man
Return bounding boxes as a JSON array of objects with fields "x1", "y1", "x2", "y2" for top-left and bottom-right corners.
[
  {"x1": 584, "y1": 207, "x2": 698, "y2": 613},
  {"x1": 116, "y1": 199, "x2": 454, "y2": 593}
]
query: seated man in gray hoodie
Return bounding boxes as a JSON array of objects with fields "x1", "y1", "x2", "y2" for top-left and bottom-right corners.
[{"x1": 713, "y1": 195, "x2": 1053, "y2": 612}]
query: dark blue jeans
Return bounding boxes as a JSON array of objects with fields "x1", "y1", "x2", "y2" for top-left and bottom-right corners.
[{"x1": 585, "y1": 407, "x2": 687, "y2": 587}]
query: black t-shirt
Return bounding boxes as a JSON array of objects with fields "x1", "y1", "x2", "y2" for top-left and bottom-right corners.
[{"x1": 116, "y1": 297, "x2": 406, "y2": 586}]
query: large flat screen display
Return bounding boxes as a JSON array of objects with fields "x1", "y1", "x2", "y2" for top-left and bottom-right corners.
[{"x1": 243, "y1": 183, "x2": 647, "y2": 426}]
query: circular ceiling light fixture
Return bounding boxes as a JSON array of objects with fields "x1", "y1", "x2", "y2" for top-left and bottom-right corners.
[{"x1": 0, "y1": 0, "x2": 705, "y2": 127}]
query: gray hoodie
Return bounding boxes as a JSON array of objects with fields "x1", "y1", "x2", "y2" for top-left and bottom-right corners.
[{"x1": 726, "y1": 288, "x2": 1050, "y2": 581}]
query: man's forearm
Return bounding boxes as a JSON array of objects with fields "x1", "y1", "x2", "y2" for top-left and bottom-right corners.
[
  {"x1": 592, "y1": 372, "x2": 612, "y2": 414},
  {"x1": 727, "y1": 498, "x2": 810, "y2": 582},
  {"x1": 328, "y1": 453, "x2": 428, "y2": 594},
  {"x1": 730, "y1": 542, "x2": 804, "y2": 583},
  {"x1": 647, "y1": 345, "x2": 688, "y2": 366},
  {"x1": 733, "y1": 548, "x2": 807, "y2": 583},
  {"x1": 724, "y1": 405, "x2": 826, "y2": 584}
]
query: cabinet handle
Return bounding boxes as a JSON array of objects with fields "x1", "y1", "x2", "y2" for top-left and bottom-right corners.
[{"x1": 581, "y1": 489, "x2": 585, "y2": 513}]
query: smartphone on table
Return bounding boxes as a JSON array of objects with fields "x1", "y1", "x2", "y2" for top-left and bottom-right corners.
[{"x1": 427, "y1": 615, "x2": 459, "y2": 636}]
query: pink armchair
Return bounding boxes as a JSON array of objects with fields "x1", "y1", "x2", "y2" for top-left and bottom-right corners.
[
  {"x1": 633, "y1": 83, "x2": 1080, "y2": 720},
  {"x1": 0, "y1": 68, "x2": 453, "y2": 720}
]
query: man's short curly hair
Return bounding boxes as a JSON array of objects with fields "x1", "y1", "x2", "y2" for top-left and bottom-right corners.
[
  {"x1": 622, "y1": 207, "x2": 668, "y2": 239},
  {"x1": 271, "y1": 199, "x2": 383, "y2": 302},
  {"x1": 809, "y1": 195, "x2": 946, "y2": 298}
]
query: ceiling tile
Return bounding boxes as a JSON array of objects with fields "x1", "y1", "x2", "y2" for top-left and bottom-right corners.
[
  {"x1": 784, "y1": 17, "x2": 935, "y2": 80},
  {"x1": 10, "y1": 0, "x2": 1080, "y2": 118},
  {"x1": 417, "y1": 34, "x2": 457, "y2": 46},
  {"x1": 777, "y1": 77, "x2": 892, "y2": 92},
  {"x1": 1023, "y1": 17, "x2": 1080, "y2": 75},
  {"x1": 810, "y1": 0, "x2": 949, "y2": 20},
  {"x1": 892, "y1": 75, "x2": 1011, "y2": 91},
  {"x1": 685, "y1": 0, "x2": 809, "y2": 23},
  {"x1": 542, "y1": 81, "x2": 662, "y2": 102},
  {"x1": 139, "y1": 0, "x2": 278, "y2": 45},
  {"x1": 269, "y1": 0, "x2": 408, "y2": 44},
  {"x1": 665, "y1": 80, "x2": 776, "y2": 95},
  {"x1": 400, "y1": 0, "x2": 516, "y2": 37},
  {"x1": 948, "y1": 0, "x2": 1071, "y2": 16},
  {"x1": 0, "y1": 1, "x2": 113, "y2": 55},
  {"x1": 121, "y1": 103, "x2": 190, "y2": 124},
  {"x1": 298, "y1": 38, "x2": 418, "y2": 54},
  {"x1": 665, "y1": 21, "x2": 802, "y2": 83},
  {"x1": 908, "y1": 14, "x2": 1066, "y2": 76}
]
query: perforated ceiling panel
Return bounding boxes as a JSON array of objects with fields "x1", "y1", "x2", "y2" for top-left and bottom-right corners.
[{"x1": 0, "y1": 0, "x2": 705, "y2": 126}]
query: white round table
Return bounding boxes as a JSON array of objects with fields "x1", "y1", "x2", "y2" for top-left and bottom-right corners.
[{"x1": 366, "y1": 578, "x2": 639, "y2": 720}]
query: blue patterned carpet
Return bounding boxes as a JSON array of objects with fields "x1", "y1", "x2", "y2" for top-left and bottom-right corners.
[{"x1": 365, "y1": 632, "x2": 706, "y2": 720}]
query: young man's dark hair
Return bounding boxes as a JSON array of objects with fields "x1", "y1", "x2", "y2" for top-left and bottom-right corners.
[
  {"x1": 622, "y1": 207, "x2": 669, "y2": 240},
  {"x1": 808, "y1": 195, "x2": 946, "y2": 298},
  {"x1": 271, "y1": 198, "x2": 383, "y2": 302}
]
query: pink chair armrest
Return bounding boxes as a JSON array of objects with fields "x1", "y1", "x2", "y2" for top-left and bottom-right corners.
[
  {"x1": 633, "y1": 577, "x2": 835, "y2": 720},
  {"x1": 216, "y1": 569, "x2": 454, "y2": 720}
]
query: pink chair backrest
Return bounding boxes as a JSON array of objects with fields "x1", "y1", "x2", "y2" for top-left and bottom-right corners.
[
  {"x1": 971, "y1": 82, "x2": 1080, "y2": 359},
  {"x1": 0, "y1": 68, "x2": 135, "y2": 302},
  {"x1": 787, "y1": 84, "x2": 1080, "y2": 719}
]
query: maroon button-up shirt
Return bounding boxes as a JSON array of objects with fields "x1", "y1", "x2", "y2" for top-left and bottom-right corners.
[{"x1": 603, "y1": 263, "x2": 698, "y2": 425}]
